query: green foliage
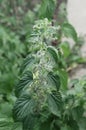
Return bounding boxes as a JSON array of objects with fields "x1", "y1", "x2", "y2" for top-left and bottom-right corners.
[
  {"x1": 60, "y1": 41, "x2": 71, "y2": 58},
  {"x1": 0, "y1": 26, "x2": 25, "y2": 130},
  {"x1": 39, "y1": 0, "x2": 56, "y2": 19},
  {"x1": 0, "y1": 1, "x2": 86, "y2": 130},
  {"x1": 62, "y1": 23, "x2": 77, "y2": 42},
  {"x1": 0, "y1": 118, "x2": 22, "y2": 130},
  {"x1": 13, "y1": 19, "x2": 86, "y2": 130},
  {"x1": 13, "y1": 95, "x2": 36, "y2": 121},
  {"x1": 0, "y1": 26, "x2": 25, "y2": 94},
  {"x1": 13, "y1": 19, "x2": 65, "y2": 130}
]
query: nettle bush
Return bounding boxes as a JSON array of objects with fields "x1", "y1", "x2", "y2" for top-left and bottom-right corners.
[
  {"x1": 0, "y1": 19, "x2": 85, "y2": 130},
  {"x1": 12, "y1": 19, "x2": 86, "y2": 130}
]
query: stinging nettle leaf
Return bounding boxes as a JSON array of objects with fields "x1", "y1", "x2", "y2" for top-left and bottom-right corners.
[
  {"x1": 62, "y1": 23, "x2": 77, "y2": 42},
  {"x1": 47, "y1": 46, "x2": 59, "y2": 63},
  {"x1": 20, "y1": 55, "x2": 35, "y2": 73},
  {"x1": 48, "y1": 72, "x2": 60, "y2": 90},
  {"x1": 13, "y1": 95, "x2": 35, "y2": 121},
  {"x1": 51, "y1": 91, "x2": 62, "y2": 107},
  {"x1": 39, "y1": 0, "x2": 56, "y2": 19},
  {"x1": 48, "y1": 94, "x2": 61, "y2": 117},
  {"x1": 60, "y1": 41, "x2": 71, "y2": 58},
  {"x1": 23, "y1": 115, "x2": 38, "y2": 130},
  {"x1": 57, "y1": 69, "x2": 68, "y2": 90},
  {"x1": 0, "y1": 118, "x2": 13, "y2": 128},
  {"x1": 15, "y1": 71, "x2": 33, "y2": 96}
]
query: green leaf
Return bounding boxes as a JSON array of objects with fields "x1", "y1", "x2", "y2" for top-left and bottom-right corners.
[
  {"x1": 48, "y1": 94, "x2": 61, "y2": 117},
  {"x1": 20, "y1": 55, "x2": 35, "y2": 73},
  {"x1": 39, "y1": 0, "x2": 56, "y2": 19},
  {"x1": 0, "y1": 118, "x2": 13, "y2": 128},
  {"x1": 60, "y1": 42, "x2": 71, "y2": 58},
  {"x1": 0, "y1": 118, "x2": 19, "y2": 130},
  {"x1": 47, "y1": 46, "x2": 59, "y2": 63},
  {"x1": 51, "y1": 91, "x2": 62, "y2": 108},
  {"x1": 38, "y1": 112, "x2": 56, "y2": 130},
  {"x1": 15, "y1": 71, "x2": 33, "y2": 96},
  {"x1": 0, "y1": 118, "x2": 22, "y2": 130},
  {"x1": 72, "y1": 106, "x2": 84, "y2": 121},
  {"x1": 68, "y1": 118, "x2": 79, "y2": 130},
  {"x1": 62, "y1": 23, "x2": 77, "y2": 42},
  {"x1": 23, "y1": 115, "x2": 37, "y2": 130},
  {"x1": 48, "y1": 72, "x2": 60, "y2": 90},
  {"x1": 13, "y1": 95, "x2": 35, "y2": 121},
  {"x1": 57, "y1": 69, "x2": 68, "y2": 90}
]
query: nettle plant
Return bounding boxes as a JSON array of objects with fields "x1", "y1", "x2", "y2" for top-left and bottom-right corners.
[{"x1": 13, "y1": 19, "x2": 86, "y2": 130}]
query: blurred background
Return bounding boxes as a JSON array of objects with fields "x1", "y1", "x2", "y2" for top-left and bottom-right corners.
[{"x1": 68, "y1": 0, "x2": 86, "y2": 35}]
